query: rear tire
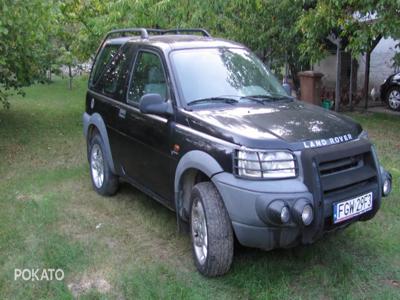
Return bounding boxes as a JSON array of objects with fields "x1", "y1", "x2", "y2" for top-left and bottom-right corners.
[
  {"x1": 385, "y1": 86, "x2": 400, "y2": 111},
  {"x1": 88, "y1": 133, "x2": 119, "y2": 196},
  {"x1": 190, "y1": 182, "x2": 234, "y2": 277}
]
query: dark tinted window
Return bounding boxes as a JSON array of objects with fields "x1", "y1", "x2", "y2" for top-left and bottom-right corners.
[
  {"x1": 127, "y1": 51, "x2": 167, "y2": 104},
  {"x1": 95, "y1": 44, "x2": 134, "y2": 99},
  {"x1": 90, "y1": 44, "x2": 120, "y2": 86}
]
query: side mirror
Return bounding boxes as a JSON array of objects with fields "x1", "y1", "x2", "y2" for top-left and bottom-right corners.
[{"x1": 139, "y1": 93, "x2": 173, "y2": 117}]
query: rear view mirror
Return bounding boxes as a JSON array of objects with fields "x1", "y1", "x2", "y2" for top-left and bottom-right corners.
[{"x1": 139, "y1": 93, "x2": 173, "y2": 117}]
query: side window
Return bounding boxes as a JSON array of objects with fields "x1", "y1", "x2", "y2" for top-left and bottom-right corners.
[
  {"x1": 90, "y1": 44, "x2": 119, "y2": 86},
  {"x1": 95, "y1": 44, "x2": 134, "y2": 99},
  {"x1": 127, "y1": 51, "x2": 167, "y2": 104}
]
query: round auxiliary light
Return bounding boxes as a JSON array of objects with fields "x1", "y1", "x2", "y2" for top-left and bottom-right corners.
[
  {"x1": 266, "y1": 200, "x2": 290, "y2": 224},
  {"x1": 280, "y1": 206, "x2": 290, "y2": 224},
  {"x1": 383, "y1": 177, "x2": 392, "y2": 196},
  {"x1": 301, "y1": 204, "x2": 314, "y2": 226}
]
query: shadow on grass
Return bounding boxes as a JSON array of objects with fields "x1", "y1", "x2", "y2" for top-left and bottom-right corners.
[{"x1": 0, "y1": 106, "x2": 82, "y2": 142}]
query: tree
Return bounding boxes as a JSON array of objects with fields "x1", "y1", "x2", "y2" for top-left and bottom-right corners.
[
  {"x1": 55, "y1": 12, "x2": 80, "y2": 89},
  {"x1": 0, "y1": 0, "x2": 54, "y2": 108},
  {"x1": 57, "y1": 0, "x2": 111, "y2": 61}
]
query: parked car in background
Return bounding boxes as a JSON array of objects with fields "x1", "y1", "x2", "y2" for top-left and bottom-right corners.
[{"x1": 380, "y1": 71, "x2": 400, "y2": 111}]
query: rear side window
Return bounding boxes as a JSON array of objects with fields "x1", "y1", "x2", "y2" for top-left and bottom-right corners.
[
  {"x1": 127, "y1": 51, "x2": 168, "y2": 104},
  {"x1": 89, "y1": 44, "x2": 120, "y2": 86},
  {"x1": 94, "y1": 44, "x2": 135, "y2": 99}
]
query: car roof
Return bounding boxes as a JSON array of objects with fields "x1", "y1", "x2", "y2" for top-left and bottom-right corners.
[{"x1": 104, "y1": 34, "x2": 246, "y2": 51}]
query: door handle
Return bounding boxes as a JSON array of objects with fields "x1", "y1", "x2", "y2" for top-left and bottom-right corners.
[{"x1": 118, "y1": 108, "x2": 126, "y2": 119}]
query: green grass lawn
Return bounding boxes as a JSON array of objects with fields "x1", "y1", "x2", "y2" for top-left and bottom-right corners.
[{"x1": 0, "y1": 77, "x2": 399, "y2": 299}]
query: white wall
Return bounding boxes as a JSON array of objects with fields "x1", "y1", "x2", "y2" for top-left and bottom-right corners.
[
  {"x1": 314, "y1": 55, "x2": 337, "y2": 89},
  {"x1": 313, "y1": 38, "x2": 399, "y2": 92},
  {"x1": 357, "y1": 37, "x2": 398, "y2": 91}
]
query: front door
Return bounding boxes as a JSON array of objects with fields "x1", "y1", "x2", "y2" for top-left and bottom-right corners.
[{"x1": 118, "y1": 49, "x2": 176, "y2": 204}]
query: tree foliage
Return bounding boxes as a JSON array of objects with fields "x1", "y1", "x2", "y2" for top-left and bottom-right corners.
[
  {"x1": 0, "y1": 0, "x2": 54, "y2": 108},
  {"x1": 298, "y1": 0, "x2": 400, "y2": 64},
  {"x1": 215, "y1": 0, "x2": 309, "y2": 85},
  {"x1": 1, "y1": 0, "x2": 400, "y2": 108},
  {"x1": 60, "y1": 0, "x2": 310, "y2": 84}
]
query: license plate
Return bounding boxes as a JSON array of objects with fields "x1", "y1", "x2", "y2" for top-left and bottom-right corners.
[{"x1": 333, "y1": 192, "x2": 373, "y2": 224}]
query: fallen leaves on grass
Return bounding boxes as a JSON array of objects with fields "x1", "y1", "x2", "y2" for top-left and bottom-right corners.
[
  {"x1": 15, "y1": 192, "x2": 41, "y2": 202},
  {"x1": 68, "y1": 273, "x2": 111, "y2": 297},
  {"x1": 384, "y1": 279, "x2": 400, "y2": 288}
]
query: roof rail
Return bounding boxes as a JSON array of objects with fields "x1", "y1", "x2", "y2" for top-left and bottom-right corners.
[
  {"x1": 101, "y1": 27, "x2": 211, "y2": 44},
  {"x1": 95, "y1": 28, "x2": 154, "y2": 55},
  {"x1": 161, "y1": 28, "x2": 211, "y2": 37},
  {"x1": 105, "y1": 28, "x2": 153, "y2": 40}
]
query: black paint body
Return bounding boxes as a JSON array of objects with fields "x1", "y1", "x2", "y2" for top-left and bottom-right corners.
[{"x1": 84, "y1": 34, "x2": 387, "y2": 250}]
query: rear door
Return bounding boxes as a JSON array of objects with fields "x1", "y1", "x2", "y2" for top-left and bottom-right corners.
[{"x1": 88, "y1": 43, "x2": 136, "y2": 172}]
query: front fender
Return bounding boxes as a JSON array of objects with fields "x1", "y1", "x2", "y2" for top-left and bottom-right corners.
[
  {"x1": 174, "y1": 150, "x2": 224, "y2": 225},
  {"x1": 174, "y1": 150, "x2": 224, "y2": 193}
]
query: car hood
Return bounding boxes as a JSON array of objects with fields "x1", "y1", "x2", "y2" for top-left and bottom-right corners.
[{"x1": 186, "y1": 100, "x2": 362, "y2": 149}]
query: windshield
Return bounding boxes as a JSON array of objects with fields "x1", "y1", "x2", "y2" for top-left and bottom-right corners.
[{"x1": 170, "y1": 48, "x2": 288, "y2": 105}]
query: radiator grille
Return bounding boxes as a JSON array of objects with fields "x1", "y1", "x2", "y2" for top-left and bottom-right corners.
[{"x1": 319, "y1": 152, "x2": 376, "y2": 196}]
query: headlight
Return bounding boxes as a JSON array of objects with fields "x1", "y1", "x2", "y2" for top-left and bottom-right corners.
[{"x1": 235, "y1": 149, "x2": 297, "y2": 179}]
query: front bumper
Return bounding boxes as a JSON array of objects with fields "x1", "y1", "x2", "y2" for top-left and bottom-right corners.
[
  {"x1": 212, "y1": 140, "x2": 390, "y2": 250},
  {"x1": 213, "y1": 172, "x2": 310, "y2": 250}
]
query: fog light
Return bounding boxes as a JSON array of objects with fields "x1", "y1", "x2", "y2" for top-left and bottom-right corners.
[
  {"x1": 267, "y1": 200, "x2": 290, "y2": 224},
  {"x1": 301, "y1": 204, "x2": 313, "y2": 226},
  {"x1": 293, "y1": 199, "x2": 313, "y2": 226},
  {"x1": 383, "y1": 177, "x2": 392, "y2": 196},
  {"x1": 280, "y1": 206, "x2": 290, "y2": 224}
]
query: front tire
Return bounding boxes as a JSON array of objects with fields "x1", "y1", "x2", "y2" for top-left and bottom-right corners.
[
  {"x1": 385, "y1": 86, "x2": 400, "y2": 111},
  {"x1": 190, "y1": 182, "x2": 234, "y2": 277},
  {"x1": 89, "y1": 133, "x2": 119, "y2": 196}
]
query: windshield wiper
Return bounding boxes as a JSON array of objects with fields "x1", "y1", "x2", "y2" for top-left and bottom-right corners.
[
  {"x1": 244, "y1": 94, "x2": 293, "y2": 102},
  {"x1": 240, "y1": 96, "x2": 266, "y2": 105},
  {"x1": 187, "y1": 97, "x2": 239, "y2": 106}
]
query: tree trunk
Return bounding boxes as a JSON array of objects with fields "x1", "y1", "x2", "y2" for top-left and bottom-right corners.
[
  {"x1": 364, "y1": 51, "x2": 370, "y2": 110},
  {"x1": 288, "y1": 62, "x2": 300, "y2": 91},
  {"x1": 349, "y1": 55, "x2": 353, "y2": 111},
  {"x1": 262, "y1": 48, "x2": 267, "y2": 63},
  {"x1": 363, "y1": 35, "x2": 382, "y2": 111},
  {"x1": 68, "y1": 65, "x2": 72, "y2": 90},
  {"x1": 335, "y1": 39, "x2": 341, "y2": 112}
]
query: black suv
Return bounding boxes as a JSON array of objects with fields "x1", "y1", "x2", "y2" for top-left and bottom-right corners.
[{"x1": 83, "y1": 28, "x2": 392, "y2": 277}]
